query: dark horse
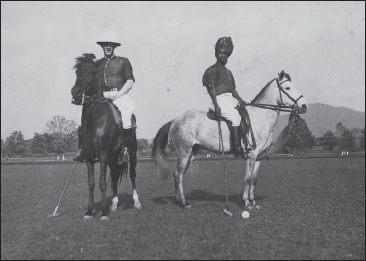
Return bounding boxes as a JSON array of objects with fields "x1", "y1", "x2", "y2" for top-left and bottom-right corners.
[{"x1": 71, "y1": 53, "x2": 141, "y2": 221}]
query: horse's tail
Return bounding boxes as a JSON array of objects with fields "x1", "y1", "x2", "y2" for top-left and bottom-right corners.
[
  {"x1": 151, "y1": 121, "x2": 172, "y2": 179},
  {"x1": 119, "y1": 162, "x2": 129, "y2": 183}
]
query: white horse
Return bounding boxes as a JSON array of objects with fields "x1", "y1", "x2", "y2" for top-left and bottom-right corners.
[{"x1": 152, "y1": 71, "x2": 308, "y2": 211}]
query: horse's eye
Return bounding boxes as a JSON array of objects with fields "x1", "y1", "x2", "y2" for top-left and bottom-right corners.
[{"x1": 285, "y1": 87, "x2": 290, "y2": 90}]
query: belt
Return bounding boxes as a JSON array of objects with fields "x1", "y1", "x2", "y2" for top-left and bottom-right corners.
[{"x1": 106, "y1": 88, "x2": 118, "y2": 92}]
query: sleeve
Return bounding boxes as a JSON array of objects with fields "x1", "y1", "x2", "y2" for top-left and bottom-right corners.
[
  {"x1": 123, "y1": 58, "x2": 135, "y2": 82},
  {"x1": 230, "y1": 71, "x2": 236, "y2": 89},
  {"x1": 202, "y1": 68, "x2": 209, "y2": 86},
  {"x1": 209, "y1": 65, "x2": 219, "y2": 87}
]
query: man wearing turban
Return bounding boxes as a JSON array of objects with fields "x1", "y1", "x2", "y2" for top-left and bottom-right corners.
[{"x1": 202, "y1": 37, "x2": 245, "y2": 158}]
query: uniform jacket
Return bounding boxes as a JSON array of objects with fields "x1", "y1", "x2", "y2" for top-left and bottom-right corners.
[
  {"x1": 202, "y1": 61, "x2": 236, "y2": 96},
  {"x1": 96, "y1": 56, "x2": 135, "y2": 92}
]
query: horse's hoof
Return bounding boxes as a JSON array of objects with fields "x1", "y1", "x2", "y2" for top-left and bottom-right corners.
[
  {"x1": 255, "y1": 205, "x2": 262, "y2": 210},
  {"x1": 110, "y1": 207, "x2": 117, "y2": 212},
  {"x1": 100, "y1": 216, "x2": 110, "y2": 221},
  {"x1": 184, "y1": 203, "x2": 192, "y2": 209},
  {"x1": 246, "y1": 205, "x2": 255, "y2": 211},
  {"x1": 134, "y1": 203, "x2": 142, "y2": 209},
  {"x1": 83, "y1": 215, "x2": 93, "y2": 220}
]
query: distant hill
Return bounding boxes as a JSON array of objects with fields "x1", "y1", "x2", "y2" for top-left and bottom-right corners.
[
  {"x1": 140, "y1": 103, "x2": 364, "y2": 142},
  {"x1": 273, "y1": 103, "x2": 365, "y2": 140}
]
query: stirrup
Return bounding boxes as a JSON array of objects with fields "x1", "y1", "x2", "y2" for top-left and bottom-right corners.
[
  {"x1": 118, "y1": 148, "x2": 130, "y2": 165},
  {"x1": 233, "y1": 146, "x2": 245, "y2": 158}
]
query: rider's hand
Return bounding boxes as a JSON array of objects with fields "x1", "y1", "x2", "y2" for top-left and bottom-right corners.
[
  {"x1": 103, "y1": 92, "x2": 115, "y2": 100},
  {"x1": 237, "y1": 98, "x2": 247, "y2": 109}
]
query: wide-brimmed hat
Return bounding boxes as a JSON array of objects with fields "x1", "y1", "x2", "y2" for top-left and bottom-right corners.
[{"x1": 96, "y1": 30, "x2": 121, "y2": 46}]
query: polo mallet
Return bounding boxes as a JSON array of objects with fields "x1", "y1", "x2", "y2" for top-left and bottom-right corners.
[
  {"x1": 217, "y1": 115, "x2": 232, "y2": 216},
  {"x1": 48, "y1": 161, "x2": 77, "y2": 217}
]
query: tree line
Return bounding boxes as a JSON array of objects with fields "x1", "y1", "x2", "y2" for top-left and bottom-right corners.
[
  {"x1": 280, "y1": 118, "x2": 365, "y2": 155},
  {"x1": 1, "y1": 115, "x2": 365, "y2": 158},
  {"x1": 2, "y1": 116, "x2": 78, "y2": 157},
  {"x1": 1, "y1": 115, "x2": 155, "y2": 158}
]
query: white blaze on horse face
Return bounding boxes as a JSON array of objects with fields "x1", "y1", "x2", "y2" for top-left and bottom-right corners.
[{"x1": 280, "y1": 81, "x2": 308, "y2": 113}]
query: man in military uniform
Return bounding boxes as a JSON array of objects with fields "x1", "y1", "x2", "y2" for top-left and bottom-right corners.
[
  {"x1": 202, "y1": 37, "x2": 245, "y2": 158},
  {"x1": 73, "y1": 30, "x2": 136, "y2": 164}
]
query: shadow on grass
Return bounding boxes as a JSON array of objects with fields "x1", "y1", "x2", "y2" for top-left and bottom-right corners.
[
  {"x1": 152, "y1": 189, "x2": 268, "y2": 208},
  {"x1": 91, "y1": 193, "x2": 137, "y2": 215}
]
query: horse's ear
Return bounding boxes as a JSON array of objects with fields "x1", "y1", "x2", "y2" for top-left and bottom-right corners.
[
  {"x1": 284, "y1": 73, "x2": 291, "y2": 81},
  {"x1": 83, "y1": 53, "x2": 96, "y2": 60},
  {"x1": 278, "y1": 70, "x2": 285, "y2": 81}
]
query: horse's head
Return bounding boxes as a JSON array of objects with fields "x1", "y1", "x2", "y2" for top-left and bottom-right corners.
[
  {"x1": 275, "y1": 70, "x2": 308, "y2": 114},
  {"x1": 71, "y1": 53, "x2": 98, "y2": 105}
]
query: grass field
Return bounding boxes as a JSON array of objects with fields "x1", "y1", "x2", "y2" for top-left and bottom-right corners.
[{"x1": 1, "y1": 156, "x2": 365, "y2": 259}]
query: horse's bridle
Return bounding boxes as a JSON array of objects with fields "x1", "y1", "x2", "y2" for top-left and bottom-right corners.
[
  {"x1": 250, "y1": 78, "x2": 303, "y2": 113},
  {"x1": 78, "y1": 63, "x2": 98, "y2": 105}
]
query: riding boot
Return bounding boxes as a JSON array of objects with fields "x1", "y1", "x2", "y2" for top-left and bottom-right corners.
[
  {"x1": 232, "y1": 126, "x2": 245, "y2": 158},
  {"x1": 118, "y1": 128, "x2": 132, "y2": 165},
  {"x1": 73, "y1": 126, "x2": 85, "y2": 162}
]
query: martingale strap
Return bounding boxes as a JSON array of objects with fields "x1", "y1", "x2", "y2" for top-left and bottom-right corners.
[{"x1": 256, "y1": 113, "x2": 297, "y2": 161}]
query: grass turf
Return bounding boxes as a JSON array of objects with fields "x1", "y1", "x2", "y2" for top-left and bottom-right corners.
[{"x1": 1, "y1": 157, "x2": 365, "y2": 259}]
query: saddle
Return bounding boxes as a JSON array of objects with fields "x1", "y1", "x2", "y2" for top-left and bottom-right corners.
[
  {"x1": 207, "y1": 104, "x2": 256, "y2": 153},
  {"x1": 85, "y1": 97, "x2": 137, "y2": 151}
]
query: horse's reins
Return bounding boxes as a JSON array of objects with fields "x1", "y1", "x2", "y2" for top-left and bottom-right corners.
[
  {"x1": 249, "y1": 78, "x2": 303, "y2": 113},
  {"x1": 240, "y1": 78, "x2": 303, "y2": 152}
]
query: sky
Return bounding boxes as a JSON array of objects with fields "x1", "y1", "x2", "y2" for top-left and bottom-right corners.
[{"x1": 1, "y1": 1, "x2": 365, "y2": 140}]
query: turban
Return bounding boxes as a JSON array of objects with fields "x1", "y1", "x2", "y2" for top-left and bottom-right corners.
[{"x1": 214, "y1": 37, "x2": 234, "y2": 57}]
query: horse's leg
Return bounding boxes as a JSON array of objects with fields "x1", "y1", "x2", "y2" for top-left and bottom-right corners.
[
  {"x1": 129, "y1": 132, "x2": 141, "y2": 209},
  {"x1": 249, "y1": 160, "x2": 262, "y2": 209},
  {"x1": 99, "y1": 160, "x2": 109, "y2": 220},
  {"x1": 84, "y1": 161, "x2": 95, "y2": 220},
  {"x1": 242, "y1": 156, "x2": 256, "y2": 210},
  {"x1": 174, "y1": 154, "x2": 191, "y2": 208},
  {"x1": 110, "y1": 166, "x2": 119, "y2": 212}
]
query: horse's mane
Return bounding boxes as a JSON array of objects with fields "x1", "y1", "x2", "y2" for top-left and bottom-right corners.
[
  {"x1": 250, "y1": 79, "x2": 276, "y2": 104},
  {"x1": 250, "y1": 71, "x2": 291, "y2": 104},
  {"x1": 73, "y1": 53, "x2": 96, "y2": 70}
]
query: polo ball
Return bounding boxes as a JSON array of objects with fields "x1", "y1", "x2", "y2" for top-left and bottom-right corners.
[{"x1": 241, "y1": 211, "x2": 250, "y2": 219}]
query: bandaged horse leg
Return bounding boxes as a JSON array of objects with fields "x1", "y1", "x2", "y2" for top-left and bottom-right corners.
[
  {"x1": 242, "y1": 155, "x2": 257, "y2": 210},
  {"x1": 129, "y1": 130, "x2": 141, "y2": 209},
  {"x1": 84, "y1": 162, "x2": 95, "y2": 219},
  {"x1": 99, "y1": 159, "x2": 109, "y2": 219},
  {"x1": 173, "y1": 152, "x2": 192, "y2": 208},
  {"x1": 110, "y1": 168, "x2": 120, "y2": 212},
  {"x1": 249, "y1": 160, "x2": 262, "y2": 209}
]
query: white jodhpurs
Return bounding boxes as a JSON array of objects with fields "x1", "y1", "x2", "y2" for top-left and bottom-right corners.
[
  {"x1": 103, "y1": 92, "x2": 136, "y2": 129},
  {"x1": 216, "y1": 93, "x2": 241, "y2": 127}
]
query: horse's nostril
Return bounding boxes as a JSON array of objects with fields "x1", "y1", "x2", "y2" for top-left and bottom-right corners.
[
  {"x1": 301, "y1": 104, "x2": 308, "y2": 112},
  {"x1": 72, "y1": 88, "x2": 82, "y2": 96}
]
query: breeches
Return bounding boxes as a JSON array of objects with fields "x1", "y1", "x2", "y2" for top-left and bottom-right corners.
[
  {"x1": 216, "y1": 93, "x2": 241, "y2": 126},
  {"x1": 103, "y1": 92, "x2": 135, "y2": 129}
]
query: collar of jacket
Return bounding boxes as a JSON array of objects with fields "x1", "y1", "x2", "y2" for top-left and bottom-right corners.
[{"x1": 104, "y1": 55, "x2": 115, "y2": 60}]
